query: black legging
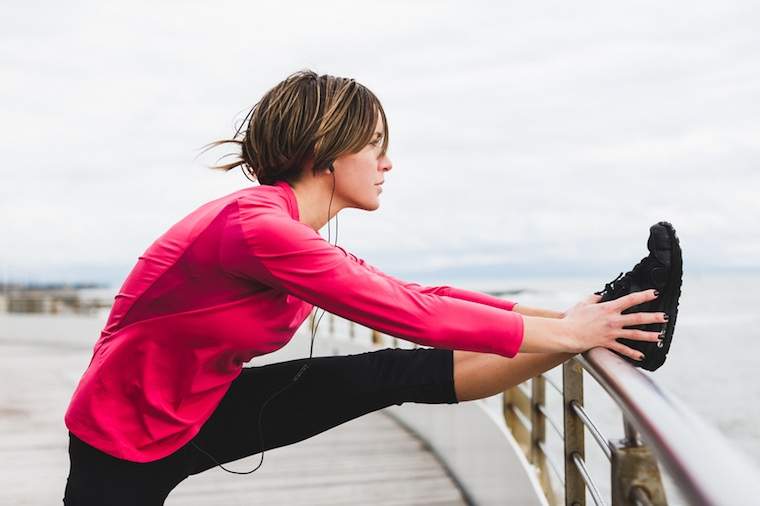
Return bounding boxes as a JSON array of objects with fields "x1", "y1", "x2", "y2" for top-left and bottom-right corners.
[{"x1": 63, "y1": 347, "x2": 459, "y2": 505}]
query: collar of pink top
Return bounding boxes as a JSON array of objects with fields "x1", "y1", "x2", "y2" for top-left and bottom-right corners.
[{"x1": 273, "y1": 180, "x2": 300, "y2": 221}]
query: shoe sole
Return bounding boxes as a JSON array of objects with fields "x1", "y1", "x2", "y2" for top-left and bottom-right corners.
[{"x1": 621, "y1": 221, "x2": 683, "y2": 371}]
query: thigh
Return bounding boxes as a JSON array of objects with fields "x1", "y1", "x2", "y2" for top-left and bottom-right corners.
[
  {"x1": 63, "y1": 432, "x2": 195, "y2": 506},
  {"x1": 189, "y1": 347, "x2": 457, "y2": 474}
]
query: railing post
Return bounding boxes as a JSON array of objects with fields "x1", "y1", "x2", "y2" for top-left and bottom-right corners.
[
  {"x1": 349, "y1": 321, "x2": 355, "y2": 339},
  {"x1": 531, "y1": 376, "x2": 558, "y2": 506},
  {"x1": 563, "y1": 359, "x2": 585, "y2": 506},
  {"x1": 610, "y1": 419, "x2": 667, "y2": 506},
  {"x1": 503, "y1": 385, "x2": 531, "y2": 455},
  {"x1": 329, "y1": 313, "x2": 334, "y2": 337},
  {"x1": 371, "y1": 329, "x2": 381, "y2": 345}
]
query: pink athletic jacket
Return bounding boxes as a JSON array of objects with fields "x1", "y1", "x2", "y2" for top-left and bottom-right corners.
[{"x1": 64, "y1": 181, "x2": 525, "y2": 462}]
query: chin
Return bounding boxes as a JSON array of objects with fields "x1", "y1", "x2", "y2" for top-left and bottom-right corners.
[{"x1": 356, "y1": 191, "x2": 380, "y2": 210}]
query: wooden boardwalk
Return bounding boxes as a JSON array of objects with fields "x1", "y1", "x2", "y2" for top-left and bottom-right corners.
[
  {"x1": 0, "y1": 315, "x2": 468, "y2": 505},
  {"x1": 168, "y1": 413, "x2": 467, "y2": 505}
]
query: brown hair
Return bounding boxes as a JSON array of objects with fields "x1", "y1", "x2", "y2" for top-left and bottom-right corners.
[{"x1": 201, "y1": 69, "x2": 389, "y2": 185}]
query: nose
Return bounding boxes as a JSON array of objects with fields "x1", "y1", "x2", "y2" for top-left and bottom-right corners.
[{"x1": 379, "y1": 154, "x2": 392, "y2": 173}]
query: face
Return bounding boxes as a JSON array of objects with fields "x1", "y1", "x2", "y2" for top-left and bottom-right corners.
[{"x1": 331, "y1": 115, "x2": 392, "y2": 211}]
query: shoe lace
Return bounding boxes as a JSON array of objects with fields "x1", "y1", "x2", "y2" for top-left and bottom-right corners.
[
  {"x1": 598, "y1": 255, "x2": 659, "y2": 297},
  {"x1": 601, "y1": 271, "x2": 627, "y2": 296}
]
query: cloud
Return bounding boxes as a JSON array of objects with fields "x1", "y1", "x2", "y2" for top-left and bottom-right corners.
[{"x1": 2, "y1": 0, "x2": 759, "y2": 284}]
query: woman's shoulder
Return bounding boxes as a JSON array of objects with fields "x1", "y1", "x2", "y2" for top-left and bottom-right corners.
[
  {"x1": 234, "y1": 182, "x2": 299, "y2": 223},
  {"x1": 178, "y1": 183, "x2": 294, "y2": 226}
]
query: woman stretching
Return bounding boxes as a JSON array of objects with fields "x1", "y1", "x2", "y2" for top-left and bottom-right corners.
[{"x1": 62, "y1": 69, "x2": 676, "y2": 505}]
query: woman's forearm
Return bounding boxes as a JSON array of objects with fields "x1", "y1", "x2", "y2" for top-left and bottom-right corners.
[
  {"x1": 518, "y1": 315, "x2": 575, "y2": 353},
  {"x1": 513, "y1": 304, "x2": 574, "y2": 353},
  {"x1": 512, "y1": 303, "x2": 564, "y2": 319}
]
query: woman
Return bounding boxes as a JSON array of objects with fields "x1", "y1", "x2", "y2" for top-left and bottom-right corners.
[{"x1": 62, "y1": 69, "x2": 668, "y2": 505}]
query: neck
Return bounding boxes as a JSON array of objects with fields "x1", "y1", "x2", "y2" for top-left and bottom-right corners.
[{"x1": 289, "y1": 171, "x2": 344, "y2": 232}]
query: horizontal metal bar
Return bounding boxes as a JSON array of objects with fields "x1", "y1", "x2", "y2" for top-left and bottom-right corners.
[
  {"x1": 509, "y1": 402, "x2": 532, "y2": 432},
  {"x1": 508, "y1": 385, "x2": 532, "y2": 419},
  {"x1": 569, "y1": 400, "x2": 612, "y2": 461},
  {"x1": 538, "y1": 440, "x2": 564, "y2": 485},
  {"x1": 571, "y1": 451, "x2": 607, "y2": 506},
  {"x1": 542, "y1": 374, "x2": 563, "y2": 394},
  {"x1": 576, "y1": 348, "x2": 760, "y2": 505},
  {"x1": 518, "y1": 382, "x2": 532, "y2": 399},
  {"x1": 536, "y1": 404, "x2": 564, "y2": 441}
]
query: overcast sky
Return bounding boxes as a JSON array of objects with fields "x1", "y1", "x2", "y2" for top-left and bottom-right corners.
[{"x1": 2, "y1": 1, "x2": 758, "y2": 287}]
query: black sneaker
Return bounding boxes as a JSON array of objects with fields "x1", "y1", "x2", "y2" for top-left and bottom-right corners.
[{"x1": 594, "y1": 221, "x2": 683, "y2": 371}]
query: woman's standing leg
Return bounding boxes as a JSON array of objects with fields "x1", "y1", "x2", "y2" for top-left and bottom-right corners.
[{"x1": 63, "y1": 431, "x2": 197, "y2": 506}]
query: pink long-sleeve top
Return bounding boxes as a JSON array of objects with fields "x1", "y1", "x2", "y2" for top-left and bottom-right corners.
[{"x1": 64, "y1": 180, "x2": 525, "y2": 462}]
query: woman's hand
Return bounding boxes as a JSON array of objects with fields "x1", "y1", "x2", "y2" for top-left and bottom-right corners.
[{"x1": 561, "y1": 289, "x2": 667, "y2": 360}]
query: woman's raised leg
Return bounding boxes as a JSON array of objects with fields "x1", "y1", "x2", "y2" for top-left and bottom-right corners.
[
  {"x1": 187, "y1": 347, "x2": 458, "y2": 475},
  {"x1": 452, "y1": 350, "x2": 574, "y2": 402}
]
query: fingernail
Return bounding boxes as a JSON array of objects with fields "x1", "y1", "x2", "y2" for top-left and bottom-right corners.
[
  {"x1": 638, "y1": 353, "x2": 645, "y2": 361},
  {"x1": 653, "y1": 290, "x2": 660, "y2": 297},
  {"x1": 663, "y1": 314, "x2": 669, "y2": 321}
]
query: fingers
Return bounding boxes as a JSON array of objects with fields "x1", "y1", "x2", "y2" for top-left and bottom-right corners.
[
  {"x1": 608, "y1": 289, "x2": 659, "y2": 312},
  {"x1": 608, "y1": 340, "x2": 645, "y2": 362},
  {"x1": 616, "y1": 328, "x2": 663, "y2": 343},
  {"x1": 618, "y1": 310, "x2": 669, "y2": 328}
]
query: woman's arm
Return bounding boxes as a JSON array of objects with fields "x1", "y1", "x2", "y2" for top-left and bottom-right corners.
[
  {"x1": 307, "y1": 244, "x2": 574, "y2": 352},
  {"x1": 226, "y1": 212, "x2": 526, "y2": 358},
  {"x1": 513, "y1": 303, "x2": 577, "y2": 353},
  {"x1": 337, "y1": 250, "x2": 520, "y2": 311},
  {"x1": 512, "y1": 303, "x2": 564, "y2": 319},
  {"x1": 314, "y1": 243, "x2": 662, "y2": 358},
  {"x1": 332, "y1": 249, "x2": 580, "y2": 354},
  {"x1": 518, "y1": 315, "x2": 572, "y2": 353}
]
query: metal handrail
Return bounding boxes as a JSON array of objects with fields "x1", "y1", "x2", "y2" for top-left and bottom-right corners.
[
  {"x1": 569, "y1": 400, "x2": 612, "y2": 461},
  {"x1": 537, "y1": 403, "x2": 564, "y2": 440},
  {"x1": 571, "y1": 451, "x2": 607, "y2": 506},
  {"x1": 510, "y1": 402, "x2": 532, "y2": 432},
  {"x1": 543, "y1": 374, "x2": 563, "y2": 394},
  {"x1": 577, "y1": 347, "x2": 760, "y2": 505},
  {"x1": 539, "y1": 439, "x2": 565, "y2": 485}
]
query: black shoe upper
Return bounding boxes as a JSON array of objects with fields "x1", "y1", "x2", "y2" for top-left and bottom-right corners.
[
  {"x1": 593, "y1": 221, "x2": 683, "y2": 371},
  {"x1": 595, "y1": 222, "x2": 674, "y2": 302}
]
